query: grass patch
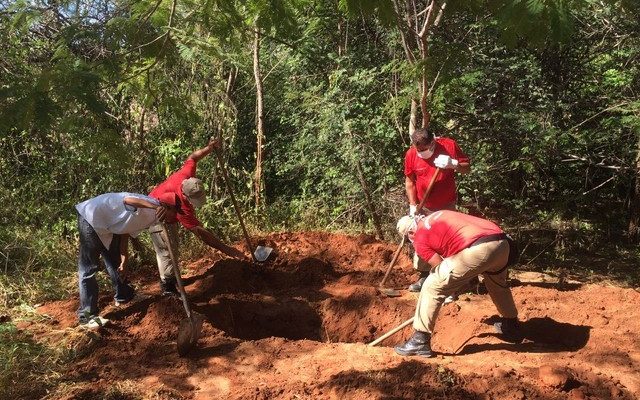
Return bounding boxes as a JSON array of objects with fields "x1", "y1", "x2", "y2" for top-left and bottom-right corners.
[{"x1": 0, "y1": 322, "x2": 66, "y2": 399}]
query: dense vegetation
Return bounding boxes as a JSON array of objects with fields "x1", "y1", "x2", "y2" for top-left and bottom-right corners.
[{"x1": 0, "y1": 1, "x2": 639, "y2": 395}]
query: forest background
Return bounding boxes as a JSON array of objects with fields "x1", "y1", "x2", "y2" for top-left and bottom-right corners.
[{"x1": 0, "y1": 0, "x2": 639, "y2": 396}]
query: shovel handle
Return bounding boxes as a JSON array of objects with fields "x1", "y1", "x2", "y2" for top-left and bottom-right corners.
[
  {"x1": 213, "y1": 147, "x2": 256, "y2": 261},
  {"x1": 415, "y1": 168, "x2": 441, "y2": 215},
  {"x1": 379, "y1": 235, "x2": 405, "y2": 288},
  {"x1": 160, "y1": 223, "x2": 192, "y2": 319},
  {"x1": 368, "y1": 317, "x2": 414, "y2": 346}
]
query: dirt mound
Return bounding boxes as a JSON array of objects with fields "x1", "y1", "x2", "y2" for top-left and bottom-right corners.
[{"x1": 31, "y1": 231, "x2": 640, "y2": 400}]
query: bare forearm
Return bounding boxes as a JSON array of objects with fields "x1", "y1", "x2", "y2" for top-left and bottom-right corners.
[
  {"x1": 405, "y1": 177, "x2": 418, "y2": 205},
  {"x1": 119, "y1": 234, "x2": 130, "y2": 267},
  {"x1": 124, "y1": 197, "x2": 160, "y2": 210},
  {"x1": 456, "y1": 162, "x2": 471, "y2": 174},
  {"x1": 188, "y1": 145, "x2": 213, "y2": 162},
  {"x1": 192, "y1": 226, "x2": 245, "y2": 259}
]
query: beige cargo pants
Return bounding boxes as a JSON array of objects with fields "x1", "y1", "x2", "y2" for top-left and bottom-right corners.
[
  {"x1": 148, "y1": 223, "x2": 180, "y2": 282},
  {"x1": 413, "y1": 239, "x2": 518, "y2": 333}
]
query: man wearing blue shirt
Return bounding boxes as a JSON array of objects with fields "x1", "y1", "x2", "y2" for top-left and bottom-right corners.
[{"x1": 75, "y1": 192, "x2": 177, "y2": 328}]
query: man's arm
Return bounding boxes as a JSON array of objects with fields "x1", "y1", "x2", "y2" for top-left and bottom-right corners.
[
  {"x1": 190, "y1": 226, "x2": 248, "y2": 260},
  {"x1": 188, "y1": 138, "x2": 221, "y2": 162},
  {"x1": 456, "y1": 162, "x2": 471, "y2": 174},
  {"x1": 118, "y1": 233, "x2": 130, "y2": 278},
  {"x1": 123, "y1": 196, "x2": 171, "y2": 221},
  {"x1": 426, "y1": 253, "x2": 444, "y2": 273},
  {"x1": 405, "y1": 176, "x2": 418, "y2": 207}
]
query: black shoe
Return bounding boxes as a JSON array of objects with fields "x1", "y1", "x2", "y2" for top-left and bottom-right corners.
[
  {"x1": 494, "y1": 318, "x2": 524, "y2": 343},
  {"x1": 408, "y1": 275, "x2": 428, "y2": 292},
  {"x1": 160, "y1": 278, "x2": 179, "y2": 296},
  {"x1": 394, "y1": 331, "x2": 433, "y2": 357}
]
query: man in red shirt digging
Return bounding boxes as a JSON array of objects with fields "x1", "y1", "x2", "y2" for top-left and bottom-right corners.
[
  {"x1": 404, "y1": 128, "x2": 471, "y2": 292},
  {"x1": 149, "y1": 138, "x2": 247, "y2": 296},
  {"x1": 394, "y1": 210, "x2": 522, "y2": 357}
]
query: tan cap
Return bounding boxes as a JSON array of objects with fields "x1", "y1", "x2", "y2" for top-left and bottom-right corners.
[
  {"x1": 181, "y1": 177, "x2": 206, "y2": 208},
  {"x1": 397, "y1": 215, "x2": 417, "y2": 237}
]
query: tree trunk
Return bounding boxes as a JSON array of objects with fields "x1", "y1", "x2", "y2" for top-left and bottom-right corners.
[
  {"x1": 253, "y1": 26, "x2": 265, "y2": 210},
  {"x1": 355, "y1": 159, "x2": 385, "y2": 240},
  {"x1": 628, "y1": 139, "x2": 640, "y2": 242}
]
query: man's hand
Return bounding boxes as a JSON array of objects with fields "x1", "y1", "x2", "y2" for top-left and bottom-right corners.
[
  {"x1": 434, "y1": 154, "x2": 459, "y2": 169},
  {"x1": 207, "y1": 137, "x2": 221, "y2": 150},
  {"x1": 409, "y1": 204, "x2": 417, "y2": 216},
  {"x1": 118, "y1": 262, "x2": 128, "y2": 280},
  {"x1": 156, "y1": 205, "x2": 168, "y2": 222}
]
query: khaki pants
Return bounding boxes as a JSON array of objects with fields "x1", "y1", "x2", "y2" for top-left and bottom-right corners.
[
  {"x1": 413, "y1": 239, "x2": 518, "y2": 333},
  {"x1": 149, "y1": 223, "x2": 180, "y2": 282}
]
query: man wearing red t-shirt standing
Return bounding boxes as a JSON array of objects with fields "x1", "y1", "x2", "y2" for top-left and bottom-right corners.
[
  {"x1": 404, "y1": 128, "x2": 471, "y2": 292},
  {"x1": 149, "y1": 138, "x2": 246, "y2": 296},
  {"x1": 394, "y1": 211, "x2": 522, "y2": 357}
]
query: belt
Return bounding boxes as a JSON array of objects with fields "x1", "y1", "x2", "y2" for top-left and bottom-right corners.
[{"x1": 469, "y1": 233, "x2": 509, "y2": 247}]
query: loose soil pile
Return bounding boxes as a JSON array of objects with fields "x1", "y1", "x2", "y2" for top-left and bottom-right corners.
[{"x1": 34, "y1": 231, "x2": 640, "y2": 399}]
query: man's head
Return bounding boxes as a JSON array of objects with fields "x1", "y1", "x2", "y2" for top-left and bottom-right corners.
[
  {"x1": 397, "y1": 215, "x2": 418, "y2": 239},
  {"x1": 411, "y1": 128, "x2": 434, "y2": 149},
  {"x1": 411, "y1": 128, "x2": 436, "y2": 159},
  {"x1": 181, "y1": 177, "x2": 207, "y2": 208}
]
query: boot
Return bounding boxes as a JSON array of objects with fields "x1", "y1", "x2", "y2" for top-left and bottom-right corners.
[
  {"x1": 408, "y1": 272, "x2": 429, "y2": 292},
  {"x1": 160, "y1": 277, "x2": 179, "y2": 297},
  {"x1": 494, "y1": 317, "x2": 524, "y2": 343},
  {"x1": 394, "y1": 330, "x2": 433, "y2": 357}
]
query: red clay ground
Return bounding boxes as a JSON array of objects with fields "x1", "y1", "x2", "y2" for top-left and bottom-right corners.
[{"x1": 32, "y1": 231, "x2": 640, "y2": 399}]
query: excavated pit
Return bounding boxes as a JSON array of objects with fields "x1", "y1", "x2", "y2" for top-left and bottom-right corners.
[
  {"x1": 33, "y1": 231, "x2": 640, "y2": 400},
  {"x1": 123, "y1": 255, "x2": 416, "y2": 345}
]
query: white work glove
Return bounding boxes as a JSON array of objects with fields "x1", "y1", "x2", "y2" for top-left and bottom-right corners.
[
  {"x1": 434, "y1": 154, "x2": 459, "y2": 169},
  {"x1": 409, "y1": 204, "x2": 417, "y2": 216}
]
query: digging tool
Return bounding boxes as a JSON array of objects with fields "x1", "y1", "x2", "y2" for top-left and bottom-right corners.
[
  {"x1": 368, "y1": 317, "x2": 414, "y2": 346},
  {"x1": 160, "y1": 224, "x2": 202, "y2": 356},
  {"x1": 213, "y1": 147, "x2": 273, "y2": 262},
  {"x1": 377, "y1": 168, "x2": 441, "y2": 297}
]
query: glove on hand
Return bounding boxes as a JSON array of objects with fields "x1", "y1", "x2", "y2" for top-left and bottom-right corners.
[
  {"x1": 434, "y1": 154, "x2": 459, "y2": 169},
  {"x1": 409, "y1": 204, "x2": 417, "y2": 216}
]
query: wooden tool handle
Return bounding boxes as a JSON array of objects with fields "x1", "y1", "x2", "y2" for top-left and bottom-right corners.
[
  {"x1": 213, "y1": 147, "x2": 256, "y2": 259},
  {"x1": 368, "y1": 317, "x2": 414, "y2": 346}
]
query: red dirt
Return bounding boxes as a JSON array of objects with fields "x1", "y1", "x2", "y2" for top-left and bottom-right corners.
[{"x1": 33, "y1": 231, "x2": 640, "y2": 399}]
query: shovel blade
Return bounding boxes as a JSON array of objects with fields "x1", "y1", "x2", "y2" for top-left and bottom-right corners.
[
  {"x1": 379, "y1": 288, "x2": 402, "y2": 298},
  {"x1": 253, "y1": 245, "x2": 273, "y2": 262},
  {"x1": 176, "y1": 315, "x2": 202, "y2": 356}
]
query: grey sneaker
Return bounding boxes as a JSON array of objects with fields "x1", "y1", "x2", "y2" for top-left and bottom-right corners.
[
  {"x1": 79, "y1": 316, "x2": 110, "y2": 329},
  {"x1": 408, "y1": 275, "x2": 428, "y2": 292}
]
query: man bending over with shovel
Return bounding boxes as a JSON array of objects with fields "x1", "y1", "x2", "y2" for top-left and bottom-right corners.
[
  {"x1": 75, "y1": 192, "x2": 177, "y2": 329},
  {"x1": 394, "y1": 210, "x2": 522, "y2": 357},
  {"x1": 148, "y1": 138, "x2": 247, "y2": 296}
]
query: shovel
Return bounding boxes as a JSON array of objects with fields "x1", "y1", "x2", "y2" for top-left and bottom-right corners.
[
  {"x1": 213, "y1": 146, "x2": 273, "y2": 262},
  {"x1": 160, "y1": 224, "x2": 202, "y2": 356},
  {"x1": 378, "y1": 168, "x2": 441, "y2": 297}
]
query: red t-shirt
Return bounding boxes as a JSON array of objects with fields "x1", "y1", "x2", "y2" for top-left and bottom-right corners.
[
  {"x1": 413, "y1": 210, "x2": 503, "y2": 261},
  {"x1": 149, "y1": 158, "x2": 201, "y2": 230},
  {"x1": 404, "y1": 137, "x2": 470, "y2": 210}
]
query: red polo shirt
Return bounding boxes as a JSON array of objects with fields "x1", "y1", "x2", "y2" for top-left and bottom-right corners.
[
  {"x1": 149, "y1": 158, "x2": 201, "y2": 230},
  {"x1": 404, "y1": 137, "x2": 469, "y2": 210},
  {"x1": 413, "y1": 210, "x2": 503, "y2": 261}
]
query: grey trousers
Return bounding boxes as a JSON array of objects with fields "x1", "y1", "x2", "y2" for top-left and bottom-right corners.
[
  {"x1": 413, "y1": 239, "x2": 518, "y2": 333},
  {"x1": 148, "y1": 223, "x2": 180, "y2": 282}
]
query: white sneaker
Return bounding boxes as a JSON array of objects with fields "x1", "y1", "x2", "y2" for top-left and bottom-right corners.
[
  {"x1": 80, "y1": 316, "x2": 110, "y2": 329},
  {"x1": 443, "y1": 295, "x2": 457, "y2": 304}
]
